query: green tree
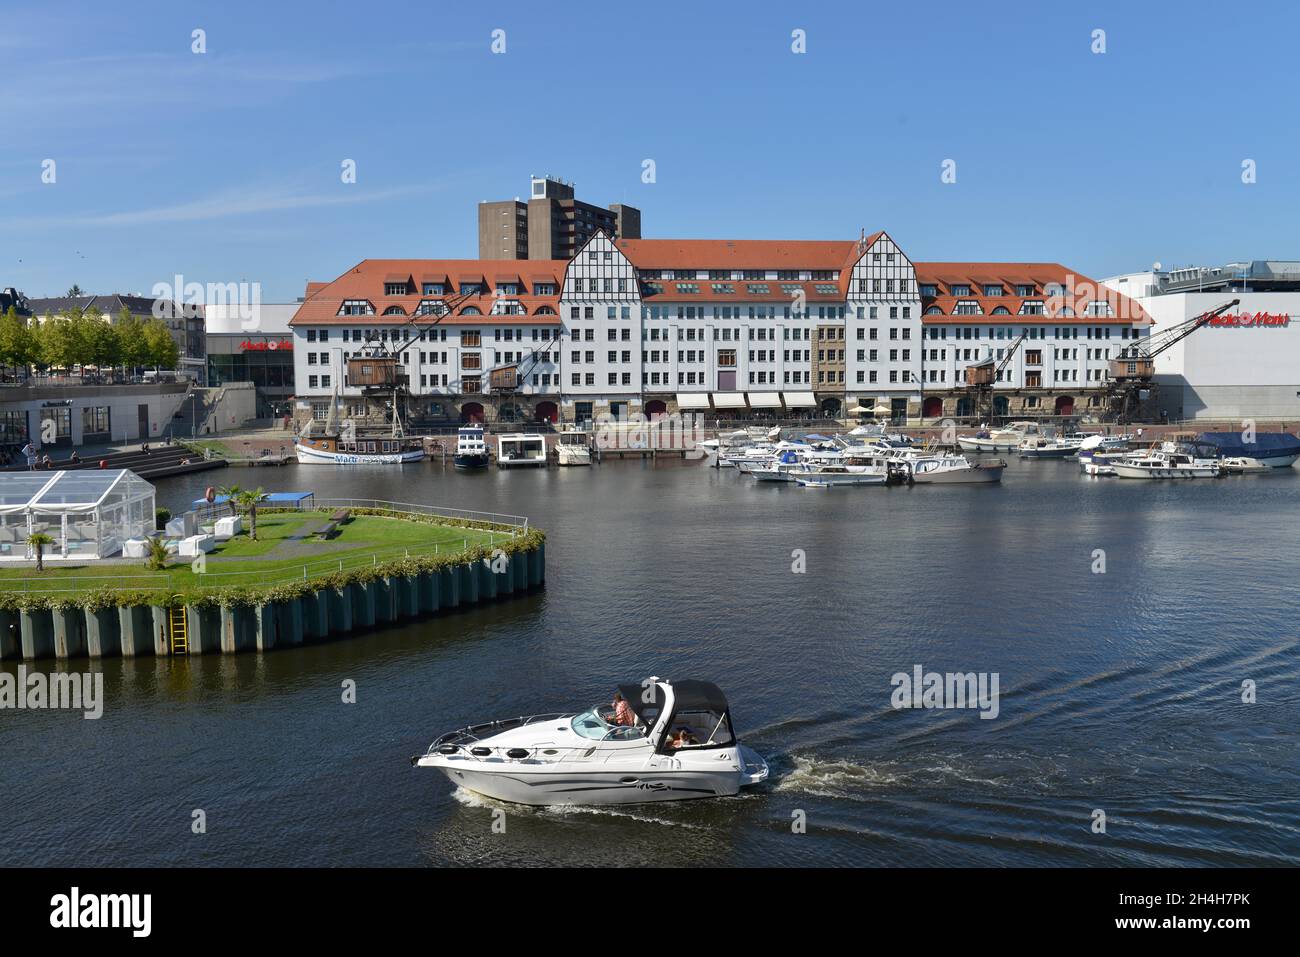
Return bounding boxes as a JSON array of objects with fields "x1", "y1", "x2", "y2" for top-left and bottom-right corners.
[
  {"x1": 27, "y1": 531, "x2": 55, "y2": 571},
  {"x1": 81, "y1": 308, "x2": 121, "y2": 371},
  {"x1": 38, "y1": 315, "x2": 79, "y2": 373},
  {"x1": 0, "y1": 305, "x2": 35, "y2": 377},
  {"x1": 65, "y1": 284, "x2": 85, "y2": 297},
  {"x1": 116, "y1": 307, "x2": 148, "y2": 373},
  {"x1": 219, "y1": 485, "x2": 267, "y2": 540},
  {"x1": 143, "y1": 319, "x2": 179, "y2": 370}
]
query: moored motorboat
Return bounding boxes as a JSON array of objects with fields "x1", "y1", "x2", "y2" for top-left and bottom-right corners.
[
  {"x1": 1219, "y1": 456, "x2": 1270, "y2": 474},
  {"x1": 1112, "y1": 447, "x2": 1220, "y2": 479},
  {"x1": 792, "y1": 464, "x2": 888, "y2": 487},
  {"x1": 907, "y1": 454, "x2": 1005, "y2": 483},
  {"x1": 294, "y1": 434, "x2": 425, "y2": 464},
  {"x1": 412, "y1": 678, "x2": 768, "y2": 806},
  {"x1": 556, "y1": 429, "x2": 592, "y2": 466},
  {"x1": 453, "y1": 425, "x2": 490, "y2": 470},
  {"x1": 1198, "y1": 431, "x2": 1300, "y2": 469}
]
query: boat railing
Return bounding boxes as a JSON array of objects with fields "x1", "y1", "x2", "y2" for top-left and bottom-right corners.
[{"x1": 429, "y1": 712, "x2": 569, "y2": 750}]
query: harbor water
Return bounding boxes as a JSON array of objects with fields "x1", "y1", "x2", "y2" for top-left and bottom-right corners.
[{"x1": 2, "y1": 456, "x2": 1298, "y2": 866}]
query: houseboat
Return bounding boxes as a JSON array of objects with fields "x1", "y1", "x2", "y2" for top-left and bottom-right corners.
[
  {"x1": 497, "y1": 433, "x2": 548, "y2": 468},
  {"x1": 453, "y1": 426, "x2": 490, "y2": 470},
  {"x1": 556, "y1": 429, "x2": 592, "y2": 466}
]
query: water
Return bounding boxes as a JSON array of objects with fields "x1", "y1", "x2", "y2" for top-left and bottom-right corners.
[{"x1": 3, "y1": 456, "x2": 1298, "y2": 866}]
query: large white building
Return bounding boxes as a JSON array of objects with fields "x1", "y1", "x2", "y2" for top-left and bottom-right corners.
[
  {"x1": 289, "y1": 231, "x2": 1151, "y2": 425},
  {"x1": 1102, "y1": 262, "x2": 1300, "y2": 421}
]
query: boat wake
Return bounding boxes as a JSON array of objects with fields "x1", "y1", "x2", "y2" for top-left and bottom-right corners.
[{"x1": 770, "y1": 754, "x2": 904, "y2": 798}]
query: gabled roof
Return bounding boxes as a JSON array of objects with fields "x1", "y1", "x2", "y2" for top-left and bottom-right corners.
[{"x1": 25, "y1": 293, "x2": 189, "y2": 319}]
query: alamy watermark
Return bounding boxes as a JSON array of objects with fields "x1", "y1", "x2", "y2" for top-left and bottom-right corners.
[
  {"x1": 1, "y1": 665, "x2": 103, "y2": 718},
  {"x1": 591, "y1": 412, "x2": 706, "y2": 459},
  {"x1": 150, "y1": 273, "x2": 264, "y2": 331},
  {"x1": 890, "y1": 664, "x2": 1000, "y2": 720}
]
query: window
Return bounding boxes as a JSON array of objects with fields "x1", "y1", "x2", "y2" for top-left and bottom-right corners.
[{"x1": 384, "y1": 282, "x2": 408, "y2": 296}]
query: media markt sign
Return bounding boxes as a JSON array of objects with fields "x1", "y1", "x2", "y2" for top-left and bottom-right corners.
[
  {"x1": 1206, "y1": 312, "x2": 1291, "y2": 327},
  {"x1": 239, "y1": 338, "x2": 294, "y2": 351}
]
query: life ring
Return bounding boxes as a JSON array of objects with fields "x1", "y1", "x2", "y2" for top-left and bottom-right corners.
[{"x1": 204, "y1": 486, "x2": 215, "y2": 503}]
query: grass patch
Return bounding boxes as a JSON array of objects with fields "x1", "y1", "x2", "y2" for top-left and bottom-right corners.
[{"x1": 0, "y1": 513, "x2": 506, "y2": 591}]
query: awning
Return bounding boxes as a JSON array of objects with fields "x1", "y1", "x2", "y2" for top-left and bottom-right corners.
[
  {"x1": 711, "y1": 393, "x2": 747, "y2": 409},
  {"x1": 747, "y1": 392, "x2": 782, "y2": 407},
  {"x1": 783, "y1": 391, "x2": 817, "y2": 407},
  {"x1": 675, "y1": 393, "x2": 710, "y2": 409}
]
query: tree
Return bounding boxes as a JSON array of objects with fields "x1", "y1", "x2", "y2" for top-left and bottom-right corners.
[
  {"x1": 0, "y1": 305, "x2": 35, "y2": 378},
  {"x1": 145, "y1": 537, "x2": 170, "y2": 571},
  {"x1": 116, "y1": 307, "x2": 148, "y2": 373},
  {"x1": 38, "y1": 315, "x2": 78, "y2": 373},
  {"x1": 142, "y1": 319, "x2": 180, "y2": 370},
  {"x1": 66, "y1": 284, "x2": 85, "y2": 298},
  {"x1": 27, "y1": 531, "x2": 55, "y2": 571},
  {"x1": 219, "y1": 485, "x2": 268, "y2": 540}
]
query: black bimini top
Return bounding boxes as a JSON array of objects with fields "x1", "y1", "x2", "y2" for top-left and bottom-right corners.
[{"x1": 617, "y1": 679, "x2": 730, "y2": 726}]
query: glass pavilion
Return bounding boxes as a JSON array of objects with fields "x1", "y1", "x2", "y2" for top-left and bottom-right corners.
[{"x1": 0, "y1": 470, "x2": 156, "y2": 561}]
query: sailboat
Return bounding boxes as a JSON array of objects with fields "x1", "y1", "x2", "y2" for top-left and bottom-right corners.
[{"x1": 295, "y1": 387, "x2": 425, "y2": 464}]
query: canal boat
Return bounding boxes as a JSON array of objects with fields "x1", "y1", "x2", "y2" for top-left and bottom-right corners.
[
  {"x1": 496, "y1": 433, "x2": 547, "y2": 468},
  {"x1": 412, "y1": 678, "x2": 769, "y2": 806},
  {"x1": 453, "y1": 426, "x2": 491, "y2": 470},
  {"x1": 1112, "y1": 447, "x2": 1220, "y2": 479},
  {"x1": 294, "y1": 432, "x2": 425, "y2": 464},
  {"x1": 556, "y1": 429, "x2": 592, "y2": 466}
]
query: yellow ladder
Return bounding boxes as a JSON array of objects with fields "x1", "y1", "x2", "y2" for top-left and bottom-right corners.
[{"x1": 169, "y1": 602, "x2": 189, "y2": 655}]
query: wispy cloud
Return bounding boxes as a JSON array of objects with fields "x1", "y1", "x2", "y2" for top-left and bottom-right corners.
[{"x1": 10, "y1": 183, "x2": 433, "y2": 230}]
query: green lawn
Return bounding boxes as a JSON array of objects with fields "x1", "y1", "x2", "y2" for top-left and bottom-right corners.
[{"x1": 0, "y1": 511, "x2": 508, "y2": 592}]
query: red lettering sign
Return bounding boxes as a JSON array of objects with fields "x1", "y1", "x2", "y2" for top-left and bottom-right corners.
[
  {"x1": 239, "y1": 339, "x2": 294, "y2": 351},
  {"x1": 1206, "y1": 312, "x2": 1291, "y2": 327}
]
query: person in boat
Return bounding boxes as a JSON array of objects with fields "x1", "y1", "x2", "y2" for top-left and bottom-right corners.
[{"x1": 611, "y1": 692, "x2": 635, "y2": 727}]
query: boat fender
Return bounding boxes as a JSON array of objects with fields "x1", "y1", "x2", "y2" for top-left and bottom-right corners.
[
  {"x1": 506, "y1": 748, "x2": 530, "y2": 759},
  {"x1": 437, "y1": 745, "x2": 459, "y2": 755},
  {"x1": 470, "y1": 746, "x2": 492, "y2": 757}
]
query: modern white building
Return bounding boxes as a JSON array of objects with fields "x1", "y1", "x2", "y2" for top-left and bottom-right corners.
[{"x1": 1102, "y1": 262, "x2": 1300, "y2": 421}]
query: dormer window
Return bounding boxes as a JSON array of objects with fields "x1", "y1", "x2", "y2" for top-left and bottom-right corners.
[
  {"x1": 384, "y1": 282, "x2": 409, "y2": 297},
  {"x1": 983, "y1": 284, "x2": 1004, "y2": 297},
  {"x1": 919, "y1": 283, "x2": 938, "y2": 297},
  {"x1": 422, "y1": 283, "x2": 445, "y2": 295},
  {"x1": 950, "y1": 284, "x2": 971, "y2": 297},
  {"x1": 459, "y1": 282, "x2": 483, "y2": 295},
  {"x1": 1015, "y1": 284, "x2": 1036, "y2": 297}
]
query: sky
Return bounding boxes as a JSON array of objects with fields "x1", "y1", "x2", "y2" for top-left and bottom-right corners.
[{"x1": 2, "y1": 0, "x2": 1297, "y2": 302}]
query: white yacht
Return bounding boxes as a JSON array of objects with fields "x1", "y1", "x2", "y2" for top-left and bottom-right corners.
[
  {"x1": 1218, "y1": 456, "x2": 1270, "y2": 474},
  {"x1": 907, "y1": 453, "x2": 1005, "y2": 483},
  {"x1": 556, "y1": 429, "x2": 592, "y2": 466},
  {"x1": 496, "y1": 433, "x2": 548, "y2": 468},
  {"x1": 1112, "y1": 447, "x2": 1220, "y2": 479},
  {"x1": 792, "y1": 464, "x2": 889, "y2": 487},
  {"x1": 412, "y1": 678, "x2": 769, "y2": 806}
]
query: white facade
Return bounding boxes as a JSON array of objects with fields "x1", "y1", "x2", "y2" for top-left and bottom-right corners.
[
  {"x1": 1128, "y1": 292, "x2": 1300, "y2": 420},
  {"x1": 846, "y1": 232, "x2": 923, "y2": 403}
]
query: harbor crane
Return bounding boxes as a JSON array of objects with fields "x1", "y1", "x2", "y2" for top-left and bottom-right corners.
[
  {"x1": 487, "y1": 330, "x2": 563, "y2": 394},
  {"x1": 963, "y1": 330, "x2": 1029, "y2": 424},
  {"x1": 1105, "y1": 298, "x2": 1239, "y2": 423},
  {"x1": 346, "y1": 290, "x2": 475, "y2": 436}
]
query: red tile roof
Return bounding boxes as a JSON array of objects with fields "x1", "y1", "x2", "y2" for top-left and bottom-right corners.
[
  {"x1": 915, "y1": 262, "x2": 1149, "y2": 325},
  {"x1": 616, "y1": 237, "x2": 876, "y2": 272},
  {"x1": 290, "y1": 259, "x2": 567, "y2": 326}
]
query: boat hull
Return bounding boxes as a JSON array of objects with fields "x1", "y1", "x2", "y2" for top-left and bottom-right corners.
[
  {"x1": 453, "y1": 454, "x2": 490, "y2": 470},
  {"x1": 422, "y1": 743, "x2": 768, "y2": 807},
  {"x1": 294, "y1": 443, "x2": 424, "y2": 465},
  {"x1": 958, "y1": 437, "x2": 1019, "y2": 453},
  {"x1": 1112, "y1": 463, "x2": 1218, "y2": 479},
  {"x1": 910, "y1": 464, "x2": 1004, "y2": 483}
]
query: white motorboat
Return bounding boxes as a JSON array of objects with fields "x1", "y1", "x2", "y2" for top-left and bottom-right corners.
[
  {"x1": 1017, "y1": 435, "x2": 1078, "y2": 459},
  {"x1": 412, "y1": 678, "x2": 769, "y2": 806},
  {"x1": 496, "y1": 433, "x2": 548, "y2": 468},
  {"x1": 1112, "y1": 447, "x2": 1220, "y2": 479},
  {"x1": 453, "y1": 426, "x2": 490, "y2": 470},
  {"x1": 792, "y1": 464, "x2": 888, "y2": 487},
  {"x1": 907, "y1": 453, "x2": 1005, "y2": 483},
  {"x1": 1219, "y1": 456, "x2": 1270, "y2": 474},
  {"x1": 556, "y1": 429, "x2": 592, "y2": 466},
  {"x1": 958, "y1": 421, "x2": 1041, "y2": 453}
]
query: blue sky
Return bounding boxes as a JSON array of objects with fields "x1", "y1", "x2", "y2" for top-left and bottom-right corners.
[{"x1": 3, "y1": 0, "x2": 1296, "y2": 301}]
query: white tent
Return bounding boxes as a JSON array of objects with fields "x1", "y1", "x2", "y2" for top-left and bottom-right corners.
[{"x1": 0, "y1": 470, "x2": 156, "y2": 561}]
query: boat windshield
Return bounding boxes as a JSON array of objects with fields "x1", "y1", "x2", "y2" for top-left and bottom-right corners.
[{"x1": 570, "y1": 709, "x2": 644, "y2": 741}]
